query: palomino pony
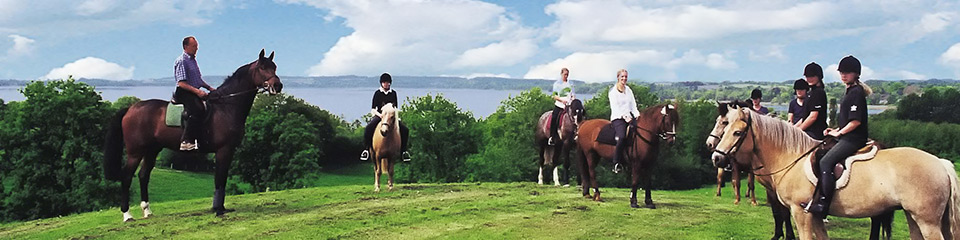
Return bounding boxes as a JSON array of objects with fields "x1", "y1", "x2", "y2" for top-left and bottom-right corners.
[
  {"x1": 103, "y1": 50, "x2": 282, "y2": 222},
  {"x1": 707, "y1": 100, "x2": 757, "y2": 206},
  {"x1": 534, "y1": 99, "x2": 585, "y2": 186},
  {"x1": 576, "y1": 103, "x2": 678, "y2": 208},
  {"x1": 712, "y1": 107, "x2": 960, "y2": 240},
  {"x1": 709, "y1": 102, "x2": 896, "y2": 240},
  {"x1": 372, "y1": 103, "x2": 401, "y2": 192}
]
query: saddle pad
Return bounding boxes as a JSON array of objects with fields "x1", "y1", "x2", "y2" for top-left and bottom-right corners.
[
  {"x1": 803, "y1": 144, "x2": 879, "y2": 189},
  {"x1": 595, "y1": 123, "x2": 618, "y2": 146},
  {"x1": 165, "y1": 103, "x2": 183, "y2": 127},
  {"x1": 547, "y1": 110, "x2": 566, "y2": 131}
]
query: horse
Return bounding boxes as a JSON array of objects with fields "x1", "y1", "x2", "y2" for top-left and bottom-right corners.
[
  {"x1": 575, "y1": 103, "x2": 678, "y2": 208},
  {"x1": 372, "y1": 103, "x2": 401, "y2": 192},
  {"x1": 534, "y1": 99, "x2": 585, "y2": 186},
  {"x1": 708, "y1": 102, "x2": 896, "y2": 240},
  {"x1": 707, "y1": 100, "x2": 758, "y2": 206},
  {"x1": 103, "y1": 49, "x2": 282, "y2": 222},
  {"x1": 711, "y1": 106, "x2": 960, "y2": 240}
]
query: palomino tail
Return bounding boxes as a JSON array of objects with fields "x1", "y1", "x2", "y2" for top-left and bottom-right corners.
[
  {"x1": 940, "y1": 159, "x2": 960, "y2": 239},
  {"x1": 103, "y1": 107, "x2": 128, "y2": 181}
]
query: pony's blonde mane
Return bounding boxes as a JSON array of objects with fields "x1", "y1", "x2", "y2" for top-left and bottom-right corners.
[{"x1": 742, "y1": 109, "x2": 820, "y2": 156}]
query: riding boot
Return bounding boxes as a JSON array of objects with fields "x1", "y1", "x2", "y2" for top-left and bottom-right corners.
[
  {"x1": 612, "y1": 137, "x2": 625, "y2": 174},
  {"x1": 803, "y1": 171, "x2": 835, "y2": 217}
]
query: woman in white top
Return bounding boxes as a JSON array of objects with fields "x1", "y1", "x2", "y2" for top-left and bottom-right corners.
[
  {"x1": 549, "y1": 68, "x2": 575, "y2": 146},
  {"x1": 608, "y1": 69, "x2": 640, "y2": 173}
]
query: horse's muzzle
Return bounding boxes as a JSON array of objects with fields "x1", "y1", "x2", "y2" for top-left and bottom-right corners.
[{"x1": 711, "y1": 151, "x2": 730, "y2": 168}]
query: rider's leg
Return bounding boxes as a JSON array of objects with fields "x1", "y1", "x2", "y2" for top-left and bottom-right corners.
[
  {"x1": 360, "y1": 116, "x2": 381, "y2": 161},
  {"x1": 611, "y1": 119, "x2": 627, "y2": 173}
]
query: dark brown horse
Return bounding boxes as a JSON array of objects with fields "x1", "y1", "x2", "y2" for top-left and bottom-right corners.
[
  {"x1": 102, "y1": 49, "x2": 282, "y2": 222},
  {"x1": 576, "y1": 103, "x2": 678, "y2": 208},
  {"x1": 534, "y1": 99, "x2": 585, "y2": 186}
]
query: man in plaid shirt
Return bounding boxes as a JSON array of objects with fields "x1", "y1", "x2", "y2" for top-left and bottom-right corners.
[{"x1": 173, "y1": 36, "x2": 215, "y2": 151}]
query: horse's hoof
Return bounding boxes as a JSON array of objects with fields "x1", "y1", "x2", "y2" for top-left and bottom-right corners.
[
  {"x1": 751, "y1": 201, "x2": 759, "y2": 206},
  {"x1": 733, "y1": 200, "x2": 740, "y2": 205},
  {"x1": 122, "y1": 212, "x2": 134, "y2": 222},
  {"x1": 645, "y1": 204, "x2": 656, "y2": 209},
  {"x1": 630, "y1": 203, "x2": 640, "y2": 208},
  {"x1": 374, "y1": 187, "x2": 381, "y2": 193},
  {"x1": 563, "y1": 184, "x2": 570, "y2": 187}
]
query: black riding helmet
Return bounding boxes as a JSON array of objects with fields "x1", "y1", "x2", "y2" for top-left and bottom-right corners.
[
  {"x1": 793, "y1": 78, "x2": 808, "y2": 90},
  {"x1": 751, "y1": 88, "x2": 762, "y2": 100},
  {"x1": 380, "y1": 73, "x2": 392, "y2": 83},
  {"x1": 838, "y1": 55, "x2": 861, "y2": 75},
  {"x1": 804, "y1": 62, "x2": 823, "y2": 80}
]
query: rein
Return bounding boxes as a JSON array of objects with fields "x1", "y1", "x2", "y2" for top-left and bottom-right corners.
[{"x1": 752, "y1": 141, "x2": 823, "y2": 177}]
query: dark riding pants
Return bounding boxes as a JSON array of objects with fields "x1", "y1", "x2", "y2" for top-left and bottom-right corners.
[
  {"x1": 364, "y1": 115, "x2": 409, "y2": 152},
  {"x1": 612, "y1": 119, "x2": 628, "y2": 164},
  {"x1": 174, "y1": 87, "x2": 205, "y2": 142},
  {"x1": 550, "y1": 106, "x2": 563, "y2": 139},
  {"x1": 816, "y1": 137, "x2": 866, "y2": 209}
]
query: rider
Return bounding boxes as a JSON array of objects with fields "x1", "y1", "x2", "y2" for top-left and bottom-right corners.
[
  {"x1": 360, "y1": 73, "x2": 411, "y2": 162},
  {"x1": 803, "y1": 55, "x2": 872, "y2": 216},
  {"x1": 173, "y1": 36, "x2": 215, "y2": 151},
  {"x1": 609, "y1": 69, "x2": 640, "y2": 174},
  {"x1": 750, "y1": 89, "x2": 769, "y2": 115},
  {"x1": 548, "y1": 67, "x2": 575, "y2": 146},
  {"x1": 797, "y1": 62, "x2": 828, "y2": 140},
  {"x1": 789, "y1": 79, "x2": 808, "y2": 125}
]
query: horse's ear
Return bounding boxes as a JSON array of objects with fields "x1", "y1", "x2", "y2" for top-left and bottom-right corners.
[
  {"x1": 268, "y1": 51, "x2": 274, "y2": 61},
  {"x1": 259, "y1": 49, "x2": 266, "y2": 59}
]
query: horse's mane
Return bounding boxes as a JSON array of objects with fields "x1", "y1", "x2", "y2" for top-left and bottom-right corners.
[
  {"x1": 214, "y1": 62, "x2": 253, "y2": 93},
  {"x1": 744, "y1": 109, "x2": 820, "y2": 156}
]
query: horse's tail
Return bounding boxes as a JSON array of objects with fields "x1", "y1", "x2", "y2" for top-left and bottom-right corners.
[
  {"x1": 103, "y1": 107, "x2": 128, "y2": 181},
  {"x1": 940, "y1": 158, "x2": 960, "y2": 238}
]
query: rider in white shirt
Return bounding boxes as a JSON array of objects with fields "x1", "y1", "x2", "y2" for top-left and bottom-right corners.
[{"x1": 608, "y1": 69, "x2": 640, "y2": 173}]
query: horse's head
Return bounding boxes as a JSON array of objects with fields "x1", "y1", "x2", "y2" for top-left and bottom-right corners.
[
  {"x1": 657, "y1": 103, "x2": 679, "y2": 145},
  {"x1": 568, "y1": 99, "x2": 586, "y2": 125},
  {"x1": 711, "y1": 107, "x2": 754, "y2": 168},
  {"x1": 251, "y1": 49, "x2": 282, "y2": 94},
  {"x1": 706, "y1": 101, "x2": 750, "y2": 150},
  {"x1": 379, "y1": 103, "x2": 398, "y2": 135}
]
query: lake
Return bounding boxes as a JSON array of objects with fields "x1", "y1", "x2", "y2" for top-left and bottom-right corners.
[{"x1": 0, "y1": 86, "x2": 595, "y2": 121}]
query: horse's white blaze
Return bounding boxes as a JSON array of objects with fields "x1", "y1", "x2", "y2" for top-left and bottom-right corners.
[
  {"x1": 140, "y1": 201, "x2": 153, "y2": 218},
  {"x1": 122, "y1": 211, "x2": 134, "y2": 222},
  {"x1": 661, "y1": 106, "x2": 667, "y2": 115}
]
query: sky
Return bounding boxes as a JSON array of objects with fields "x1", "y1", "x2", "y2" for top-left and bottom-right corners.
[{"x1": 1, "y1": 0, "x2": 959, "y2": 83}]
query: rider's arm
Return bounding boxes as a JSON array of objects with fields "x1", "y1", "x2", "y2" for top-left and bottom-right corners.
[
  {"x1": 797, "y1": 111, "x2": 818, "y2": 130},
  {"x1": 831, "y1": 120, "x2": 861, "y2": 137},
  {"x1": 177, "y1": 81, "x2": 205, "y2": 96}
]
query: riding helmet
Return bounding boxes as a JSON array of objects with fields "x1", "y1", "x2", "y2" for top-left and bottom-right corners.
[
  {"x1": 803, "y1": 62, "x2": 823, "y2": 80},
  {"x1": 793, "y1": 79, "x2": 808, "y2": 90},
  {"x1": 380, "y1": 73, "x2": 392, "y2": 83},
  {"x1": 751, "y1": 88, "x2": 762, "y2": 100},
  {"x1": 838, "y1": 55, "x2": 861, "y2": 75}
]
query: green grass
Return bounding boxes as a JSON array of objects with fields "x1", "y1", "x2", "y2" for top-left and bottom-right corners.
[{"x1": 0, "y1": 164, "x2": 912, "y2": 239}]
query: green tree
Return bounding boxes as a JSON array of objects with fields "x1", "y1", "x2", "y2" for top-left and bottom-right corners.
[
  {"x1": 397, "y1": 94, "x2": 481, "y2": 183},
  {"x1": 110, "y1": 96, "x2": 141, "y2": 110},
  {"x1": 829, "y1": 98, "x2": 838, "y2": 128},
  {"x1": 0, "y1": 79, "x2": 117, "y2": 222},
  {"x1": 465, "y1": 88, "x2": 552, "y2": 182}
]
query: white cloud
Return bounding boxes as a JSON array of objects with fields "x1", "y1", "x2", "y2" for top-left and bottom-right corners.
[
  {"x1": 76, "y1": 0, "x2": 119, "y2": 16},
  {"x1": 284, "y1": 0, "x2": 537, "y2": 76},
  {"x1": 824, "y1": 63, "x2": 875, "y2": 82},
  {"x1": 893, "y1": 70, "x2": 927, "y2": 80},
  {"x1": 748, "y1": 45, "x2": 786, "y2": 61},
  {"x1": 544, "y1": 1, "x2": 834, "y2": 48},
  {"x1": 43, "y1": 57, "x2": 134, "y2": 80},
  {"x1": 524, "y1": 49, "x2": 736, "y2": 83},
  {"x1": 460, "y1": 73, "x2": 512, "y2": 79},
  {"x1": 451, "y1": 39, "x2": 537, "y2": 68},
  {"x1": 0, "y1": 0, "x2": 225, "y2": 36},
  {"x1": 940, "y1": 43, "x2": 960, "y2": 68},
  {"x1": 6, "y1": 34, "x2": 34, "y2": 57}
]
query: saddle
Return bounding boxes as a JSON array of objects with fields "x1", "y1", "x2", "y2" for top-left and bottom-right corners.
[
  {"x1": 595, "y1": 121, "x2": 636, "y2": 146},
  {"x1": 803, "y1": 138, "x2": 880, "y2": 189},
  {"x1": 546, "y1": 109, "x2": 567, "y2": 133}
]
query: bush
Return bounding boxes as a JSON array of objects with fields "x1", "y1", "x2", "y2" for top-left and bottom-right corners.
[
  {"x1": 397, "y1": 94, "x2": 480, "y2": 183},
  {"x1": 870, "y1": 118, "x2": 960, "y2": 161},
  {"x1": 0, "y1": 79, "x2": 118, "y2": 222},
  {"x1": 465, "y1": 88, "x2": 553, "y2": 182}
]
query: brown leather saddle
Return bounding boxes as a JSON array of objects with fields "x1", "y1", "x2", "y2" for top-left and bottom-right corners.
[{"x1": 811, "y1": 137, "x2": 880, "y2": 180}]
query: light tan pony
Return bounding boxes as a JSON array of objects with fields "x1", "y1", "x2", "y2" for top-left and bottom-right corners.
[
  {"x1": 372, "y1": 103, "x2": 401, "y2": 192},
  {"x1": 712, "y1": 106, "x2": 960, "y2": 240}
]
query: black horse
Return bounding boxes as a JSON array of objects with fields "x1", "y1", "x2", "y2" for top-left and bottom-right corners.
[
  {"x1": 534, "y1": 99, "x2": 585, "y2": 186},
  {"x1": 103, "y1": 49, "x2": 282, "y2": 222}
]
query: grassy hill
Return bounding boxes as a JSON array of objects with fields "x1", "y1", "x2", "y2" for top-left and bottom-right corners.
[{"x1": 0, "y1": 163, "x2": 913, "y2": 239}]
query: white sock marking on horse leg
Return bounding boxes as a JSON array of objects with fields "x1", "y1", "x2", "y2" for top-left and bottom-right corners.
[
  {"x1": 538, "y1": 167, "x2": 544, "y2": 185},
  {"x1": 553, "y1": 167, "x2": 561, "y2": 186},
  {"x1": 123, "y1": 211, "x2": 134, "y2": 222},
  {"x1": 140, "y1": 201, "x2": 153, "y2": 218}
]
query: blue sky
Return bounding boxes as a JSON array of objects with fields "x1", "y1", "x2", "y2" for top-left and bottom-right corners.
[{"x1": 1, "y1": 0, "x2": 959, "y2": 83}]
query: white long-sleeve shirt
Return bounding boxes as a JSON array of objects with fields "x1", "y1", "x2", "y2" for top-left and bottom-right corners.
[
  {"x1": 609, "y1": 85, "x2": 640, "y2": 121},
  {"x1": 552, "y1": 80, "x2": 575, "y2": 108}
]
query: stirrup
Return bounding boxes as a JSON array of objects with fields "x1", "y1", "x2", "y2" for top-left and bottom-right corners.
[
  {"x1": 402, "y1": 152, "x2": 412, "y2": 162},
  {"x1": 547, "y1": 137, "x2": 556, "y2": 146},
  {"x1": 612, "y1": 163, "x2": 623, "y2": 174},
  {"x1": 360, "y1": 150, "x2": 370, "y2": 161},
  {"x1": 179, "y1": 141, "x2": 197, "y2": 151}
]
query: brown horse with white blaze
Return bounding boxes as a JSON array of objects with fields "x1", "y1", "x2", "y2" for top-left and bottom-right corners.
[
  {"x1": 103, "y1": 49, "x2": 282, "y2": 222},
  {"x1": 576, "y1": 103, "x2": 678, "y2": 208},
  {"x1": 372, "y1": 103, "x2": 401, "y2": 192},
  {"x1": 712, "y1": 107, "x2": 960, "y2": 240}
]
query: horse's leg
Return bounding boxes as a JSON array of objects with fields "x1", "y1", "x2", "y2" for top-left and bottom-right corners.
[
  {"x1": 630, "y1": 164, "x2": 641, "y2": 208},
  {"x1": 562, "y1": 146, "x2": 572, "y2": 187},
  {"x1": 120, "y1": 153, "x2": 142, "y2": 222},
  {"x1": 767, "y1": 189, "x2": 786, "y2": 240},
  {"x1": 748, "y1": 173, "x2": 758, "y2": 206},
  {"x1": 374, "y1": 156, "x2": 382, "y2": 193},
  {"x1": 908, "y1": 209, "x2": 946, "y2": 240},
  {"x1": 552, "y1": 166, "x2": 561, "y2": 186},
  {"x1": 588, "y1": 154, "x2": 600, "y2": 201},
  {"x1": 387, "y1": 158, "x2": 394, "y2": 191},
  {"x1": 212, "y1": 148, "x2": 236, "y2": 216},
  {"x1": 643, "y1": 167, "x2": 655, "y2": 209},
  {"x1": 904, "y1": 212, "x2": 923, "y2": 240},
  {"x1": 579, "y1": 150, "x2": 590, "y2": 197},
  {"x1": 789, "y1": 206, "x2": 815, "y2": 240},
  {"x1": 538, "y1": 145, "x2": 545, "y2": 185},
  {"x1": 716, "y1": 168, "x2": 724, "y2": 197},
  {"x1": 137, "y1": 149, "x2": 160, "y2": 219},
  {"x1": 871, "y1": 211, "x2": 895, "y2": 240},
  {"x1": 733, "y1": 166, "x2": 741, "y2": 205}
]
